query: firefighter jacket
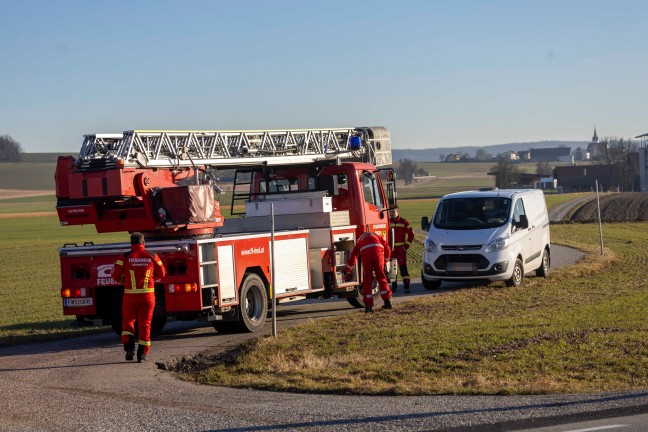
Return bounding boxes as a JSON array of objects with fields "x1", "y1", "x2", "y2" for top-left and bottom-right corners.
[
  {"x1": 112, "y1": 244, "x2": 166, "y2": 294},
  {"x1": 344, "y1": 231, "x2": 391, "y2": 272},
  {"x1": 390, "y1": 216, "x2": 414, "y2": 250}
]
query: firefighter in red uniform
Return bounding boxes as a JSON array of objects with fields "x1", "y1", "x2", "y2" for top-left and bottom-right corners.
[
  {"x1": 389, "y1": 208, "x2": 414, "y2": 294},
  {"x1": 343, "y1": 231, "x2": 393, "y2": 313},
  {"x1": 111, "y1": 232, "x2": 166, "y2": 362}
]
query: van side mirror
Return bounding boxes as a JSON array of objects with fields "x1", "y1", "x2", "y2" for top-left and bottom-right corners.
[
  {"x1": 515, "y1": 214, "x2": 529, "y2": 230},
  {"x1": 421, "y1": 216, "x2": 430, "y2": 231}
]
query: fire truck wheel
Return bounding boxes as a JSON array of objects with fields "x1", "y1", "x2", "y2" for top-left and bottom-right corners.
[
  {"x1": 237, "y1": 273, "x2": 268, "y2": 332},
  {"x1": 211, "y1": 321, "x2": 238, "y2": 333},
  {"x1": 151, "y1": 316, "x2": 167, "y2": 335}
]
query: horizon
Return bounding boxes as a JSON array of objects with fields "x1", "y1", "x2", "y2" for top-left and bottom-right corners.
[{"x1": 2, "y1": 1, "x2": 647, "y2": 153}]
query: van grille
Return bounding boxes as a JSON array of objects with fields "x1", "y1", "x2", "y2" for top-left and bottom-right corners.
[{"x1": 441, "y1": 245, "x2": 482, "y2": 251}]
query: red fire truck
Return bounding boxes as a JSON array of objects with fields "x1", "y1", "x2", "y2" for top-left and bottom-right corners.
[{"x1": 55, "y1": 127, "x2": 397, "y2": 334}]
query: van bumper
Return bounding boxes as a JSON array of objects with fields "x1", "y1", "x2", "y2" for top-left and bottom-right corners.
[{"x1": 421, "y1": 259, "x2": 512, "y2": 283}]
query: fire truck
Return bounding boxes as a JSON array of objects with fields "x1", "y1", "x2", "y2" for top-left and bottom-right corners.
[{"x1": 55, "y1": 127, "x2": 397, "y2": 334}]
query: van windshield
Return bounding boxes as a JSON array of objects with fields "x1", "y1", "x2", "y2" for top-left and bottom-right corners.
[{"x1": 433, "y1": 197, "x2": 511, "y2": 230}]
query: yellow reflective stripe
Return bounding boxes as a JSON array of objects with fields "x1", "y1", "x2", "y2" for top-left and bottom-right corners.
[
  {"x1": 394, "y1": 242, "x2": 407, "y2": 246},
  {"x1": 143, "y1": 269, "x2": 151, "y2": 288},
  {"x1": 137, "y1": 340, "x2": 151, "y2": 346},
  {"x1": 129, "y1": 270, "x2": 136, "y2": 290},
  {"x1": 403, "y1": 276, "x2": 411, "y2": 280},
  {"x1": 124, "y1": 288, "x2": 155, "y2": 294},
  {"x1": 156, "y1": 258, "x2": 163, "y2": 266},
  {"x1": 392, "y1": 223, "x2": 405, "y2": 228},
  {"x1": 122, "y1": 331, "x2": 134, "y2": 336},
  {"x1": 115, "y1": 260, "x2": 123, "y2": 266}
]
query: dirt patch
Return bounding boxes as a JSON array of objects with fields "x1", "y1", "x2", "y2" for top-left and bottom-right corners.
[
  {"x1": 0, "y1": 212, "x2": 57, "y2": 219},
  {"x1": 567, "y1": 192, "x2": 648, "y2": 223},
  {"x1": 0, "y1": 189, "x2": 54, "y2": 200}
]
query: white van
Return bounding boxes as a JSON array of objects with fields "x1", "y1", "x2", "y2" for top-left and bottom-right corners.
[{"x1": 420, "y1": 188, "x2": 550, "y2": 289}]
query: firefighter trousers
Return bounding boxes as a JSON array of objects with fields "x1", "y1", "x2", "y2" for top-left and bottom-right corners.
[
  {"x1": 121, "y1": 293, "x2": 155, "y2": 355},
  {"x1": 361, "y1": 254, "x2": 391, "y2": 308},
  {"x1": 392, "y1": 247, "x2": 410, "y2": 289}
]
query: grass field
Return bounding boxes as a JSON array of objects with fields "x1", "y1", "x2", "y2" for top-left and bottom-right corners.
[
  {"x1": 0, "y1": 162, "x2": 58, "y2": 190},
  {"x1": 195, "y1": 222, "x2": 648, "y2": 395},
  {"x1": 0, "y1": 216, "x2": 123, "y2": 345}
]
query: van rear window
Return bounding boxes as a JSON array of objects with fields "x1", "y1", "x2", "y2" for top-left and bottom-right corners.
[{"x1": 434, "y1": 198, "x2": 511, "y2": 230}]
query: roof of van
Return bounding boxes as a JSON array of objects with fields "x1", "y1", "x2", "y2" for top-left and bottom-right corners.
[{"x1": 440, "y1": 188, "x2": 543, "y2": 200}]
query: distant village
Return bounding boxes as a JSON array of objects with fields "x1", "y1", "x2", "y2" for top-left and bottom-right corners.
[{"x1": 418, "y1": 129, "x2": 648, "y2": 193}]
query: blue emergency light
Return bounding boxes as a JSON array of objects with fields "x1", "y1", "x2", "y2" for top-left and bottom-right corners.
[{"x1": 349, "y1": 136, "x2": 362, "y2": 150}]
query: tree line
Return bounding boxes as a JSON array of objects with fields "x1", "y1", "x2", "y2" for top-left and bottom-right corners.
[{"x1": 0, "y1": 135, "x2": 24, "y2": 162}]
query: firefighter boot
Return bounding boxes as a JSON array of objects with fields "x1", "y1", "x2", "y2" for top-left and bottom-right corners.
[
  {"x1": 404, "y1": 280, "x2": 411, "y2": 294},
  {"x1": 137, "y1": 345, "x2": 148, "y2": 363},
  {"x1": 383, "y1": 299, "x2": 393, "y2": 310},
  {"x1": 124, "y1": 336, "x2": 135, "y2": 361},
  {"x1": 391, "y1": 281, "x2": 397, "y2": 294},
  {"x1": 364, "y1": 306, "x2": 374, "y2": 313}
]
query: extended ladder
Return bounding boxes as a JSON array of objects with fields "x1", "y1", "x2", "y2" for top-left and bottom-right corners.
[{"x1": 77, "y1": 127, "x2": 391, "y2": 170}]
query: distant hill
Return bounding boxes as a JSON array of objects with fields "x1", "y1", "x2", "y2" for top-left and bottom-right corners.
[
  {"x1": 22, "y1": 153, "x2": 73, "y2": 163},
  {"x1": 393, "y1": 141, "x2": 587, "y2": 163}
]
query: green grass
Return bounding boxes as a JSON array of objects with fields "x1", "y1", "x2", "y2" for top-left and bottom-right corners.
[
  {"x1": 0, "y1": 215, "x2": 123, "y2": 345},
  {"x1": 0, "y1": 162, "x2": 57, "y2": 190},
  {"x1": 195, "y1": 222, "x2": 648, "y2": 395},
  {"x1": 0, "y1": 196, "x2": 56, "y2": 213}
]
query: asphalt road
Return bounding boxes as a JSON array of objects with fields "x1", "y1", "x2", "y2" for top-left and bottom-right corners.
[{"x1": 2, "y1": 245, "x2": 648, "y2": 432}]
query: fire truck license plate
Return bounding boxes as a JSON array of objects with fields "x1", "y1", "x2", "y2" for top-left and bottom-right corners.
[{"x1": 64, "y1": 298, "x2": 93, "y2": 307}]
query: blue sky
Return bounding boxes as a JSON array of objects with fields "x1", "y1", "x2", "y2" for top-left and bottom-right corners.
[{"x1": 1, "y1": 0, "x2": 647, "y2": 152}]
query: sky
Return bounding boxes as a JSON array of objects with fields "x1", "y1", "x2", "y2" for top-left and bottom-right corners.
[{"x1": 1, "y1": 0, "x2": 647, "y2": 153}]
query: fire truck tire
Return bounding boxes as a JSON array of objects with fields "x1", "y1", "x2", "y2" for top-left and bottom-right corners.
[
  {"x1": 151, "y1": 316, "x2": 167, "y2": 335},
  {"x1": 211, "y1": 321, "x2": 238, "y2": 333},
  {"x1": 236, "y1": 273, "x2": 268, "y2": 332}
]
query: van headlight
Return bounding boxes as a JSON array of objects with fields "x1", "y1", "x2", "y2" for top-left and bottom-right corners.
[
  {"x1": 486, "y1": 237, "x2": 509, "y2": 253},
  {"x1": 424, "y1": 238, "x2": 438, "y2": 253}
]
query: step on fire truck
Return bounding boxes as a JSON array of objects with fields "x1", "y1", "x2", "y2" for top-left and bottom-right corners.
[{"x1": 55, "y1": 127, "x2": 398, "y2": 334}]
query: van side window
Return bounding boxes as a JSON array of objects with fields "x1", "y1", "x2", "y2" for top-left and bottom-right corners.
[{"x1": 512, "y1": 199, "x2": 526, "y2": 231}]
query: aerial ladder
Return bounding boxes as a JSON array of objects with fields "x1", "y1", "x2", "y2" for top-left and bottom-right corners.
[{"x1": 55, "y1": 127, "x2": 392, "y2": 235}]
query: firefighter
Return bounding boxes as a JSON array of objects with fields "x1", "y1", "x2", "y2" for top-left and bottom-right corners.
[
  {"x1": 389, "y1": 208, "x2": 414, "y2": 294},
  {"x1": 343, "y1": 231, "x2": 392, "y2": 313},
  {"x1": 111, "y1": 232, "x2": 166, "y2": 363}
]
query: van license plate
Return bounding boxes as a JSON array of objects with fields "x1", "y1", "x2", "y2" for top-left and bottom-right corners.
[
  {"x1": 64, "y1": 298, "x2": 93, "y2": 307},
  {"x1": 448, "y1": 263, "x2": 476, "y2": 272}
]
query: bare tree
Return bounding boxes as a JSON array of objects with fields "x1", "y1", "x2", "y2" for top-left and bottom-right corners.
[
  {"x1": 599, "y1": 137, "x2": 638, "y2": 190},
  {"x1": 397, "y1": 158, "x2": 418, "y2": 185},
  {"x1": 0, "y1": 135, "x2": 24, "y2": 162},
  {"x1": 475, "y1": 148, "x2": 493, "y2": 162},
  {"x1": 536, "y1": 161, "x2": 552, "y2": 176},
  {"x1": 491, "y1": 157, "x2": 520, "y2": 188}
]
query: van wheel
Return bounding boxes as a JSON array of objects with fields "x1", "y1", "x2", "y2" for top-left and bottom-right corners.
[
  {"x1": 506, "y1": 258, "x2": 524, "y2": 287},
  {"x1": 236, "y1": 273, "x2": 268, "y2": 332},
  {"x1": 421, "y1": 273, "x2": 442, "y2": 290},
  {"x1": 536, "y1": 249, "x2": 550, "y2": 278}
]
